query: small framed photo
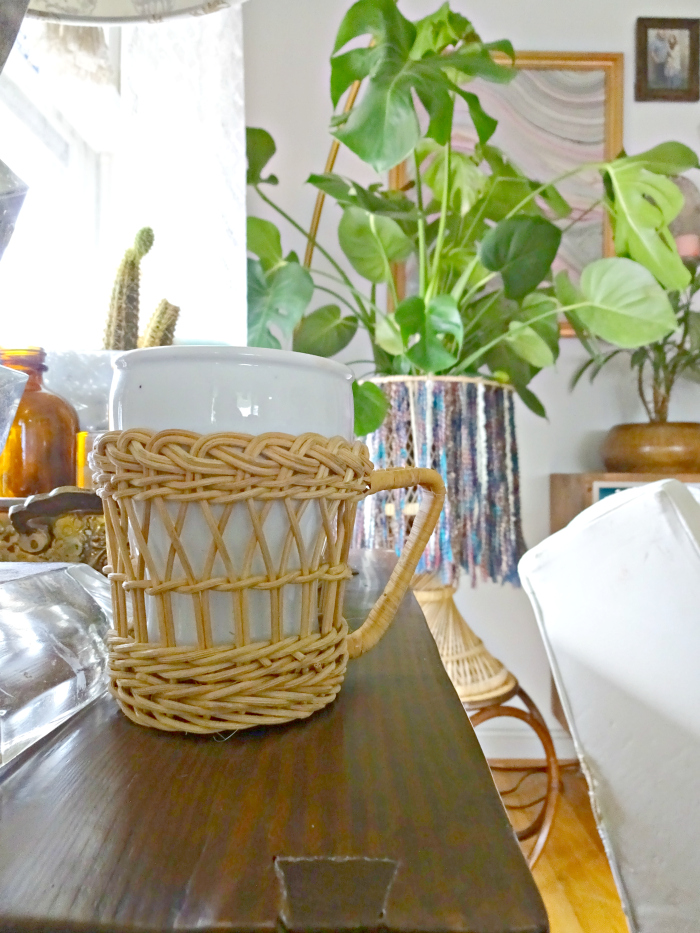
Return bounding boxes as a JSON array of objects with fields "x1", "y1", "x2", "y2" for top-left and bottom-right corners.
[{"x1": 636, "y1": 18, "x2": 700, "y2": 101}]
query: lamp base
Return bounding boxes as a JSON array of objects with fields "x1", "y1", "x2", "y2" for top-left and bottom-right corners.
[{"x1": 412, "y1": 576, "x2": 516, "y2": 704}]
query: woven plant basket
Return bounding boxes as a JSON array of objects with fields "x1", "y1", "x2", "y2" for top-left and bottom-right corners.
[{"x1": 92, "y1": 429, "x2": 444, "y2": 734}]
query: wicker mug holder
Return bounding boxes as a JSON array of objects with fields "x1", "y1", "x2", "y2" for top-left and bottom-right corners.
[{"x1": 92, "y1": 429, "x2": 445, "y2": 734}]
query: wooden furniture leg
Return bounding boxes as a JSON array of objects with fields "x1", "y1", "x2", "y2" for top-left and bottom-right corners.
[{"x1": 468, "y1": 686, "x2": 561, "y2": 869}]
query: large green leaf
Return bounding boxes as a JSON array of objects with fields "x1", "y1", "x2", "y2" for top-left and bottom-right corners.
[
  {"x1": 411, "y1": 3, "x2": 478, "y2": 59},
  {"x1": 504, "y1": 322, "x2": 555, "y2": 368},
  {"x1": 476, "y1": 146, "x2": 541, "y2": 220},
  {"x1": 484, "y1": 344, "x2": 546, "y2": 416},
  {"x1": 453, "y1": 90, "x2": 498, "y2": 149},
  {"x1": 353, "y1": 380, "x2": 389, "y2": 435},
  {"x1": 576, "y1": 257, "x2": 677, "y2": 348},
  {"x1": 514, "y1": 384, "x2": 547, "y2": 418},
  {"x1": 538, "y1": 183, "x2": 571, "y2": 219},
  {"x1": 375, "y1": 313, "x2": 405, "y2": 355},
  {"x1": 306, "y1": 173, "x2": 417, "y2": 222},
  {"x1": 293, "y1": 305, "x2": 358, "y2": 357},
  {"x1": 554, "y1": 270, "x2": 598, "y2": 355},
  {"x1": 395, "y1": 294, "x2": 463, "y2": 372},
  {"x1": 521, "y1": 292, "x2": 560, "y2": 360},
  {"x1": 623, "y1": 141, "x2": 699, "y2": 176},
  {"x1": 480, "y1": 216, "x2": 562, "y2": 299},
  {"x1": 604, "y1": 160, "x2": 690, "y2": 290},
  {"x1": 329, "y1": 0, "x2": 513, "y2": 171},
  {"x1": 338, "y1": 206, "x2": 413, "y2": 282},
  {"x1": 246, "y1": 217, "x2": 283, "y2": 271},
  {"x1": 246, "y1": 128, "x2": 278, "y2": 186},
  {"x1": 422, "y1": 147, "x2": 487, "y2": 215},
  {"x1": 247, "y1": 258, "x2": 313, "y2": 349}
]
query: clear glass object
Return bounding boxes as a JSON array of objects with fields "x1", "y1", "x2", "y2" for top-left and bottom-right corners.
[
  {"x1": 0, "y1": 563, "x2": 112, "y2": 766},
  {"x1": 0, "y1": 363, "x2": 28, "y2": 453}
]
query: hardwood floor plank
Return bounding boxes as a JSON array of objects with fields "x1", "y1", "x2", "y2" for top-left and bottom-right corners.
[
  {"x1": 490, "y1": 765, "x2": 630, "y2": 933},
  {"x1": 532, "y1": 852, "x2": 587, "y2": 933}
]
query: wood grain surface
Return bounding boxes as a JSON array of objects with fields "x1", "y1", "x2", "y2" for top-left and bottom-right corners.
[
  {"x1": 493, "y1": 766, "x2": 629, "y2": 932},
  {"x1": 0, "y1": 551, "x2": 547, "y2": 933}
]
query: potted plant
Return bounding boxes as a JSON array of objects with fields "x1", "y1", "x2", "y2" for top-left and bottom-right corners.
[
  {"x1": 575, "y1": 253, "x2": 700, "y2": 472},
  {"x1": 246, "y1": 0, "x2": 696, "y2": 436},
  {"x1": 245, "y1": 0, "x2": 699, "y2": 708},
  {"x1": 44, "y1": 227, "x2": 180, "y2": 438}
]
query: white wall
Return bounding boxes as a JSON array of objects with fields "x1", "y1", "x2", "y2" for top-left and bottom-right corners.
[{"x1": 243, "y1": 0, "x2": 700, "y2": 757}]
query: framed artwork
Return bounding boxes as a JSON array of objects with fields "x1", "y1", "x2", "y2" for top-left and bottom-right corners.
[
  {"x1": 635, "y1": 18, "x2": 700, "y2": 102},
  {"x1": 391, "y1": 52, "x2": 624, "y2": 336}
]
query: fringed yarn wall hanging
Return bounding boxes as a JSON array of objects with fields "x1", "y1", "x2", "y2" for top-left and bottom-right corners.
[{"x1": 353, "y1": 376, "x2": 525, "y2": 704}]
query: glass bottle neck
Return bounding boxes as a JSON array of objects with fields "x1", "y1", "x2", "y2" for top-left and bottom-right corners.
[{"x1": 0, "y1": 348, "x2": 46, "y2": 388}]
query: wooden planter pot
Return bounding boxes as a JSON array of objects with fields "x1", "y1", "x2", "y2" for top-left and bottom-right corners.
[{"x1": 602, "y1": 422, "x2": 700, "y2": 473}]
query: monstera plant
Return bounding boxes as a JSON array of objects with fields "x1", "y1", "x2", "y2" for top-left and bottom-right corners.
[{"x1": 247, "y1": 0, "x2": 696, "y2": 434}]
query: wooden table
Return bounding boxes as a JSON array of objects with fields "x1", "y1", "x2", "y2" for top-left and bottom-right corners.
[{"x1": 0, "y1": 551, "x2": 547, "y2": 933}]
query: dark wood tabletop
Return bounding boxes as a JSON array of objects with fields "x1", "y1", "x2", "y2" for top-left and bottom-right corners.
[{"x1": 0, "y1": 551, "x2": 547, "y2": 933}]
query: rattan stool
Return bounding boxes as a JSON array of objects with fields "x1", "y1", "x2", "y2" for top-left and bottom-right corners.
[{"x1": 466, "y1": 683, "x2": 560, "y2": 869}]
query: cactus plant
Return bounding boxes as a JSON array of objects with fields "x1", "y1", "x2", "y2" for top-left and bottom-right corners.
[
  {"x1": 103, "y1": 227, "x2": 155, "y2": 351},
  {"x1": 139, "y1": 300, "x2": 180, "y2": 348}
]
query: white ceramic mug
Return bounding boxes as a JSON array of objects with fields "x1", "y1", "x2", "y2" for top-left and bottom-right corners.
[
  {"x1": 109, "y1": 346, "x2": 355, "y2": 645},
  {"x1": 110, "y1": 345, "x2": 354, "y2": 437}
]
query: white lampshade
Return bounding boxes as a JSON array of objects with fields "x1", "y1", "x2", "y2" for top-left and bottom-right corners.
[{"x1": 27, "y1": 0, "x2": 247, "y2": 24}]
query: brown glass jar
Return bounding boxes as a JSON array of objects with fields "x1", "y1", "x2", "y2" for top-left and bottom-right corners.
[{"x1": 0, "y1": 348, "x2": 79, "y2": 497}]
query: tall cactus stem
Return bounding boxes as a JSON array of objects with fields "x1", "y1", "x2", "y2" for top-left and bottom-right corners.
[
  {"x1": 103, "y1": 227, "x2": 154, "y2": 350},
  {"x1": 139, "y1": 299, "x2": 180, "y2": 348}
]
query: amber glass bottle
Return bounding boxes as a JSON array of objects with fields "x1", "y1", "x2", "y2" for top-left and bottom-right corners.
[{"x1": 0, "y1": 348, "x2": 79, "y2": 497}]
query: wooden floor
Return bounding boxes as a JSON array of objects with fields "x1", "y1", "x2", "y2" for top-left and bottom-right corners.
[{"x1": 490, "y1": 764, "x2": 630, "y2": 933}]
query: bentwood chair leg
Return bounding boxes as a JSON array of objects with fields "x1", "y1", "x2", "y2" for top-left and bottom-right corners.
[{"x1": 469, "y1": 687, "x2": 560, "y2": 869}]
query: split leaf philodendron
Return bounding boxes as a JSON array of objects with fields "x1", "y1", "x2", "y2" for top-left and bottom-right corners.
[
  {"x1": 246, "y1": 0, "x2": 697, "y2": 435},
  {"x1": 573, "y1": 257, "x2": 700, "y2": 423}
]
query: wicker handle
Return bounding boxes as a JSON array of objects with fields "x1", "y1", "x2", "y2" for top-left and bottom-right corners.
[{"x1": 346, "y1": 467, "x2": 445, "y2": 659}]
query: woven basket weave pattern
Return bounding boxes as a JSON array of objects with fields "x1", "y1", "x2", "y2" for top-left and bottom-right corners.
[{"x1": 92, "y1": 429, "x2": 372, "y2": 733}]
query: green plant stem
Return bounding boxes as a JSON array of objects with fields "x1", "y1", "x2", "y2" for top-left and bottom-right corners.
[
  {"x1": 504, "y1": 165, "x2": 597, "y2": 220},
  {"x1": 414, "y1": 150, "x2": 428, "y2": 296},
  {"x1": 450, "y1": 260, "x2": 478, "y2": 303},
  {"x1": 460, "y1": 272, "x2": 497, "y2": 307},
  {"x1": 255, "y1": 185, "x2": 369, "y2": 320},
  {"x1": 638, "y1": 360, "x2": 653, "y2": 421},
  {"x1": 454, "y1": 302, "x2": 587, "y2": 373},
  {"x1": 425, "y1": 139, "x2": 451, "y2": 304},
  {"x1": 461, "y1": 289, "x2": 503, "y2": 339},
  {"x1": 310, "y1": 268, "x2": 380, "y2": 330},
  {"x1": 461, "y1": 180, "x2": 495, "y2": 247},
  {"x1": 313, "y1": 284, "x2": 360, "y2": 316},
  {"x1": 560, "y1": 198, "x2": 604, "y2": 235},
  {"x1": 368, "y1": 214, "x2": 400, "y2": 308}
]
